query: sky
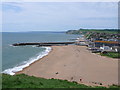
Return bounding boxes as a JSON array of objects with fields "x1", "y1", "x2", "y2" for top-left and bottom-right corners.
[{"x1": 0, "y1": 2, "x2": 118, "y2": 32}]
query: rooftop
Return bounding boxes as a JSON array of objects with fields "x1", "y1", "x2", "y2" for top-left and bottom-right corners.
[{"x1": 94, "y1": 40, "x2": 119, "y2": 44}]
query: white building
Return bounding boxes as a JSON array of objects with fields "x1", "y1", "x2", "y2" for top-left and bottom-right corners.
[{"x1": 100, "y1": 46, "x2": 112, "y2": 52}]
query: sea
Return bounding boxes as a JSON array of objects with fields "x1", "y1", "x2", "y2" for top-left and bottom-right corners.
[{"x1": 2, "y1": 31, "x2": 82, "y2": 75}]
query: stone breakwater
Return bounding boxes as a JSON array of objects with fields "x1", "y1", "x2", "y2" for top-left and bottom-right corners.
[{"x1": 12, "y1": 42, "x2": 76, "y2": 46}]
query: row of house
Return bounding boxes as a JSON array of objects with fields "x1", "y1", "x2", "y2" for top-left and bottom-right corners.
[
  {"x1": 87, "y1": 32, "x2": 120, "y2": 41},
  {"x1": 73, "y1": 31, "x2": 120, "y2": 53},
  {"x1": 88, "y1": 40, "x2": 120, "y2": 52},
  {"x1": 86, "y1": 32, "x2": 120, "y2": 53}
]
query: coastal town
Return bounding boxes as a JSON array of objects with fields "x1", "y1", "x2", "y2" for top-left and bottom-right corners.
[{"x1": 67, "y1": 29, "x2": 120, "y2": 58}]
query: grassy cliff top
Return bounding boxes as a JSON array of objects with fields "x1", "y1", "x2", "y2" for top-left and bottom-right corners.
[
  {"x1": 66, "y1": 29, "x2": 119, "y2": 34},
  {"x1": 2, "y1": 74, "x2": 119, "y2": 88}
]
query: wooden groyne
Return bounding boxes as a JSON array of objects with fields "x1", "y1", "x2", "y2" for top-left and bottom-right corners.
[{"x1": 12, "y1": 42, "x2": 76, "y2": 46}]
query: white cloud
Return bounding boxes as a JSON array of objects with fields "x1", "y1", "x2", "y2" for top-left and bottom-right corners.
[{"x1": 1, "y1": 2, "x2": 118, "y2": 31}]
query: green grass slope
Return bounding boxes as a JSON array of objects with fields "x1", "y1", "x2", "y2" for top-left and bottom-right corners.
[
  {"x1": 100, "y1": 52, "x2": 120, "y2": 58},
  {"x1": 2, "y1": 74, "x2": 107, "y2": 88}
]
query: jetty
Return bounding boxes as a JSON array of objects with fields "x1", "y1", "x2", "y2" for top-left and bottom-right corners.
[{"x1": 12, "y1": 42, "x2": 76, "y2": 46}]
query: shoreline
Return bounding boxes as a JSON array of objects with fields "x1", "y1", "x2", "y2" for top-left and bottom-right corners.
[
  {"x1": 16, "y1": 45, "x2": 118, "y2": 87},
  {"x1": 3, "y1": 47, "x2": 52, "y2": 75},
  {"x1": 15, "y1": 47, "x2": 53, "y2": 75}
]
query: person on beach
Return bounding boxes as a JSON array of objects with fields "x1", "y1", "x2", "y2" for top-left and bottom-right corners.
[{"x1": 80, "y1": 79, "x2": 82, "y2": 82}]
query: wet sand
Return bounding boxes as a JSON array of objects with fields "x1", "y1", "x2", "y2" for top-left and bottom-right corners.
[{"x1": 16, "y1": 45, "x2": 118, "y2": 86}]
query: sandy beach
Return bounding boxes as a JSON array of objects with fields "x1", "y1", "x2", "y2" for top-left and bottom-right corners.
[{"x1": 16, "y1": 45, "x2": 118, "y2": 86}]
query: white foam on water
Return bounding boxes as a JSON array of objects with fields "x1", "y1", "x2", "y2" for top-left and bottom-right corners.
[
  {"x1": 9, "y1": 44, "x2": 21, "y2": 48},
  {"x1": 2, "y1": 47, "x2": 52, "y2": 75}
]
